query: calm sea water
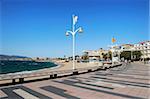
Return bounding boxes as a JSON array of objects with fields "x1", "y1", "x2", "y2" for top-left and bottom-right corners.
[{"x1": 0, "y1": 60, "x2": 57, "y2": 74}]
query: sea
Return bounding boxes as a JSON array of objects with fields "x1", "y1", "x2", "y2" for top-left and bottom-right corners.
[{"x1": 0, "y1": 60, "x2": 57, "y2": 74}]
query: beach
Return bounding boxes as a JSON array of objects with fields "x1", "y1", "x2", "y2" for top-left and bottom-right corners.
[{"x1": 44, "y1": 60, "x2": 103, "y2": 71}]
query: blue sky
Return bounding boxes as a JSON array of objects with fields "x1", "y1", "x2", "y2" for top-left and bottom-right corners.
[{"x1": 0, "y1": 0, "x2": 149, "y2": 57}]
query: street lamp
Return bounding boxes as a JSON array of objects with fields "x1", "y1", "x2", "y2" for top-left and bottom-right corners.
[{"x1": 66, "y1": 14, "x2": 83, "y2": 70}]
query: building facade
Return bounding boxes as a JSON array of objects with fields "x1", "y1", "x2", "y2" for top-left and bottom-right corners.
[
  {"x1": 83, "y1": 41, "x2": 150, "y2": 62},
  {"x1": 83, "y1": 48, "x2": 109, "y2": 61},
  {"x1": 134, "y1": 41, "x2": 150, "y2": 59}
]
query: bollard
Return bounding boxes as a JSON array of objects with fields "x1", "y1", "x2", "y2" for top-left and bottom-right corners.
[
  {"x1": 50, "y1": 75, "x2": 53, "y2": 79},
  {"x1": 73, "y1": 71, "x2": 78, "y2": 75},
  {"x1": 12, "y1": 79, "x2": 15, "y2": 84},
  {"x1": 103, "y1": 67, "x2": 107, "y2": 70},
  {"x1": 19, "y1": 78, "x2": 24, "y2": 83},
  {"x1": 53, "y1": 74, "x2": 57, "y2": 78},
  {"x1": 87, "y1": 69, "x2": 92, "y2": 72}
]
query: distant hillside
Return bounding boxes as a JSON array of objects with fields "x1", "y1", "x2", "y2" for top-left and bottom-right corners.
[{"x1": 0, "y1": 55, "x2": 31, "y2": 60}]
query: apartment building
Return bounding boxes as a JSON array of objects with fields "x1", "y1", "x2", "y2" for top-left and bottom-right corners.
[{"x1": 134, "y1": 41, "x2": 150, "y2": 59}]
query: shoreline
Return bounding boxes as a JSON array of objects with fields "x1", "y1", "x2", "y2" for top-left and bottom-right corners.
[
  {"x1": 0, "y1": 61, "x2": 63, "y2": 76},
  {"x1": 0, "y1": 61, "x2": 102, "y2": 76},
  {"x1": 0, "y1": 61, "x2": 105, "y2": 85}
]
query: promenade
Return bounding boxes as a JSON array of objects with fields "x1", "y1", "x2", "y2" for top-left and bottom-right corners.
[{"x1": 0, "y1": 62, "x2": 150, "y2": 99}]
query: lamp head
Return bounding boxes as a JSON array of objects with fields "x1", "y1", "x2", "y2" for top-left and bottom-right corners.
[
  {"x1": 66, "y1": 32, "x2": 69, "y2": 36},
  {"x1": 78, "y1": 27, "x2": 83, "y2": 33}
]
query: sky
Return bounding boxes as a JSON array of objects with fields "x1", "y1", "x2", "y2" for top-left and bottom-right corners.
[{"x1": 0, "y1": 0, "x2": 149, "y2": 57}]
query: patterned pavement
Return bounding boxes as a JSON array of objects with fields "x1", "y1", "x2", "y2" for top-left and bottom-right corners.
[{"x1": 0, "y1": 62, "x2": 150, "y2": 99}]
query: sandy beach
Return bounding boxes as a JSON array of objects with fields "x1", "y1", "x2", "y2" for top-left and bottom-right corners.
[{"x1": 41, "y1": 60, "x2": 103, "y2": 71}]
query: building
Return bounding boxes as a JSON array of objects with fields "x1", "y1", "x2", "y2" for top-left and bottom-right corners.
[
  {"x1": 120, "y1": 44, "x2": 134, "y2": 50},
  {"x1": 112, "y1": 41, "x2": 150, "y2": 59},
  {"x1": 83, "y1": 41, "x2": 150, "y2": 62},
  {"x1": 83, "y1": 48, "x2": 109, "y2": 61},
  {"x1": 83, "y1": 50, "x2": 100, "y2": 60},
  {"x1": 134, "y1": 41, "x2": 150, "y2": 59}
]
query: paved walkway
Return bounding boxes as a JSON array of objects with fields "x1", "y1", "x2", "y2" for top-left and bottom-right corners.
[{"x1": 0, "y1": 63, "x2": 150, "y2": 99}]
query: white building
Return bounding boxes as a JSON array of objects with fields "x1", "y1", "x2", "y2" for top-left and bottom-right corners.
[
  {"x1": 134, "y1": 41, "x2": 150, "y2": 59},
  {"x1": 83, "y1": 41, "x2": 150, "y2": 62}
]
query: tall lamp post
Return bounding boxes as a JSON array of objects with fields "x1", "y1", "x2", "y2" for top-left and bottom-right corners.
[{"x1": 66, "y1": 14, "x2": 83, "y2": 70}]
